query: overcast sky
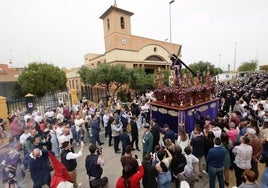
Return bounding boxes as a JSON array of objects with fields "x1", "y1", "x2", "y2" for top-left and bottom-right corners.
[{"x1": 0, "y1": 0, "x2": 267, "y2": 71}]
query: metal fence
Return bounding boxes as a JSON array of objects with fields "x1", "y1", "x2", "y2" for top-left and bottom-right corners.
[
  {"x1": 81, "y1": 86, "x2": 107, "y2": 103},
  {"x1": 6, "y1": 92, "x2": 71, "y2": 115}
]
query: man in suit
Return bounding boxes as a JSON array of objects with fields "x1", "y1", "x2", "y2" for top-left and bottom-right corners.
[
  {"x1": 150, "y1": 119, "x2": 160, "y2": 151},
  {"x1": 142, "y1": 123, "x2": 153, "y2": 161}
]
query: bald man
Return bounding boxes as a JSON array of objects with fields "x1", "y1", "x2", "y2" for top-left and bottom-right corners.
[{"x1": 28, "y1": 148, "x2": 51, "y2": 188}]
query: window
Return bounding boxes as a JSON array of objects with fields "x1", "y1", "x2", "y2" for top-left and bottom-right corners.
[
  {"x1": 107, "y1": 18, "x2": 110, "y2": 30},
  {"x1": 120, "y1": 16, "x2": 125, "y2": 29}
]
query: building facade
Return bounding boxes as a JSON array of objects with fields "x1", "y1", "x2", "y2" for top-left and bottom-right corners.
[
  {"x1": 67, "y1": 4, "x2": 182, "y2": 101},
  {"x1": 84, "y1": 4, "x2": 181, "y2": 72},
  {"x1": 0, "y1": 64, "x2": 21, "y2": 99}
]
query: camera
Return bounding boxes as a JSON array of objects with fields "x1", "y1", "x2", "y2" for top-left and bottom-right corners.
[{"x1": 96, "y1": 147, "x2": 102, "y2": 155}]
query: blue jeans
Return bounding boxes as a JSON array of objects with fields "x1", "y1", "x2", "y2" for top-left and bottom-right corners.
[
  {"x1": 158, "y1": 171, "x2": 172, "y2": 188},
  {"x1": 262, "y1": 167, "x2": 268, "y2": 188},
  {"x1": 208, "y1": 166, "x2": 224, "y2": 188}
]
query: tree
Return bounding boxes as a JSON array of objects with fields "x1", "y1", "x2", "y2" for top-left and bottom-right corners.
[
  {"x1": 18, "y1": 62, "x2": 67, "y2": 96},
  {"x1": 259, "y1": 65, "x2": 268, "y2": 71},
  {"x1": 79, "y1": 63, "x2": 130, "y2": 96},
  {"x1": 128, "y1": 68, "x2": 155, "y2": 93},
  {"x1": 187, "y1": 61, "x2": 223, "y2": 76},
  {"x1": 237, "y1": 60, "x2": 257, "y2": 72}
]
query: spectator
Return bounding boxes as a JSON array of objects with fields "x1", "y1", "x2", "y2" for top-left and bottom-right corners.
[
  {"x1": 162, "y1": 124, "x2": 176, "y2": 144},
  {"x1": 221, "y1": 132, "x2": 232, "y2": 187},
  {"x1": 120, "y1": 145, "x2": 139, "y2": 175},
  {"x1": 90, "y1": 115, "x2": 104, "y2": 147},
  {"x1": 170, "y1": 145, "x2": 187, "y2": 188},
  {"x1": 61, "y1": 141, "x2": 83, "y2": 188},
  {"x1": 130, "y1": 116, "x2": 140, "y2": 151},
  {"x1": 1, "y1": 144, "x2": 23, "y2": 188},
  {"x1": 150, "y1": 119, "x2": 160, "y2": 150},
  {"x1": 190, "y1": 126, "x2": 206, "y2": 181},
  {"x1": 116, "y1": 156, "x2": 144, "y2": 188},
  {"x1": 207, "y1": 137, "x2": 225, "y2": 188},
  {"x1": 142, "y1": 123, "x2": 153, "y2": 160},
  {"x1": 28, "y1": 148, "x2": 51, "y2": 188},
  {"x1": 176, "y1": 129, "x2": 190, "y2": 155},
  {"x1": 142, "y1": 153, "x2": 158, "y2": 188},
  {"x1": 232, "y1": 136, "x2": 253, "y2": 186},
  {"x1": 85, "y1": 144, "x2": 104, "y2": 188},
  {"x1": 260, "y1": 137, "x2": 268, "y2": 187},
  {"x1": 120, "y1": 127, "x2": 131, "y2": 155},
  {"x1": 246, "y1": 128, "x2": 263, "y2": 179},
  {"x1": 155, "y1": 149, "x2": 173, "y2": 188},
  {"x1": 238, "y1": 169, "x2": 260, "y2": 188},
  {"x1": 112, "y1": 118, "x2": 123, "y2": 154}
]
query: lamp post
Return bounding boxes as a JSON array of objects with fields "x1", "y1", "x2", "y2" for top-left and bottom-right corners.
[
  {"x1": 218, "y1": 54, "x2": 221, "y2": 68},
  {"x1": 233, "y1": 42, "x2": 238, "y2": 78},
  {"x1": 169, "y1": 0, "x2": 175, "y2": 55}
]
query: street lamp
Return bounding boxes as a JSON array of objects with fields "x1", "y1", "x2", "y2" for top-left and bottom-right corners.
[
  {"x1": 218, "y1": 54, "x2": 221, "y2": 68},
  {"x1": 169, "y1": 0, "x2": 175, "y2": 54},
  {"x1": 234, "y1": 42, "x2": 238, "y2": 77}
]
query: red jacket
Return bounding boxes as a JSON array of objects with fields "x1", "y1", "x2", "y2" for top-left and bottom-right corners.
[{"x1": 116, "y1": 165, "x2": 144, "y2": 188}]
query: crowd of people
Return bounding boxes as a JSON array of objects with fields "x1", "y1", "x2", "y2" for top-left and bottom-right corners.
[{"x1": 0, "y1": 72, "x2": 268, "y2": 188}]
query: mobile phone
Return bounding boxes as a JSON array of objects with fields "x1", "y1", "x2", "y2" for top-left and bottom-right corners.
[{"x1": 134, "y1": 154, "x2": 138, "y2": 159}]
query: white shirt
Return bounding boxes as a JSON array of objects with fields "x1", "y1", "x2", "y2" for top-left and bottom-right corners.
[
  {"x1": 19, "y1": 132, "x2": 31, "y2": 145},
  {"x1": 34, "y1": 115, "x2": 43, "y2": 123},
  {"x1": 185, "y1": 154, "x2": 199, "y2": 168},
  {"x1": 66, "y1": 150, "x2": 82, "y2": 160},
  {"x1": 24, "y1": 114, "x2": 32, "y2": 124},
  {"x1": 211, "y1": 127, "x2": 222, "y2": 138},
  {"x1": 45, "y1": 111, "x2": 55, "y2": 118},
  {"x1": 58, "y1": 134, "x2": 71, "y2": 146},
  {"x1": 103, "y1": 114, "x2": 110, "y2": 128},
  {"x1": 75, "y1": 118, "x2": 85, "y2": 132},
  {"x1": 176, "y1": 135, "x2": 189, "y2": 155},
  {"x1": 56, "y1": 113, "x2": 64, "y2": 122}
]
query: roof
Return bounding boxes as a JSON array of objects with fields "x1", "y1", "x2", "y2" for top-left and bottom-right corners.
[
  {"x1": 0, "y1": 64, "x2": 20, "y2": 82},
  {"x1": 99, "y1": 5, "x2": 134, "y2": 19}
]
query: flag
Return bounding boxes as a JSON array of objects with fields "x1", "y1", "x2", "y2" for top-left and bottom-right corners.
[{"x1": 48, "y1": 152, "x2": 73, "y2": 188}]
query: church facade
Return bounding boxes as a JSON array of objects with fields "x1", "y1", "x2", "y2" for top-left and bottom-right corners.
[
  {"x1": 67, "y1": 4, "x2": 182, "y2": 100},
  {"x1": 84, "y1": 4, "x2": 181, "y2": 73}
]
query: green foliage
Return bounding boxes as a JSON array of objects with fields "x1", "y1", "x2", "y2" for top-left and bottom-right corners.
[
  {"x1": 79, "y1": 63, "x2": 129, "y2": 96},
  {"x1": 117, "y1": 90, "x2": 128, "y2": 102},
  {"x1": 259, "y1": 65, "x2": 268, "y2": 71},
  {"x1": 161, "y1": 69, "x2": 171, "y2": 86},
  {"x1": 128, "y1": 68, "x2": 155, "y2": 93},
  {"x1": 237, "y1": 60, "x2": 257, "y2": 72},
  {"x1": 18, "y1": 62, "x2": 67, "y2": 96},
  {"x1": 188, "y1": 61, "x2": 222, "y2": 76}
]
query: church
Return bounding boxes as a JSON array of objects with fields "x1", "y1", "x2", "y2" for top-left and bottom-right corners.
[
  {"x1": 66, "y1": 2, "x2": 181, "y2": 100},
  {"x1": 84, "y1": 3, "x2": 181, "y2": 73}
]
